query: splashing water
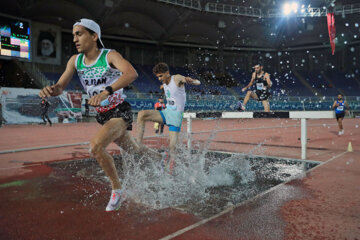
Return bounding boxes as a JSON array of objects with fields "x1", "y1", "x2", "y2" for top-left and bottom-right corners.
[
  {"x1": 49, "y1": 120, "x2": 318, "y2": 217},
  {"x1": 116, "y1": 119, "x2": 256, "y2": 215},
  {"x1": 120, "y1": 139, "x2": 255, "y2": 215}
]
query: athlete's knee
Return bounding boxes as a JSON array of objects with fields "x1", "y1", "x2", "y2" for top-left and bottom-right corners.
[
  {"x1": 89, "y1": 139, "x2": 106, "y2": 158},
  {"x1": 137, "y1": 111, "x2": 146, "y2": 122}
]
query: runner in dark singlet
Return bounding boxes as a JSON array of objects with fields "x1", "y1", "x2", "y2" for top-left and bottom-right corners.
[{"x1": 241, "y1": 64, "x2": 272, "y2": 112}]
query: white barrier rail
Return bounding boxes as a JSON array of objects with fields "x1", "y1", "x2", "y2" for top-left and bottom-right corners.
[{"x1": 184, "y1": 111, "x2": 335, "y2": 160}]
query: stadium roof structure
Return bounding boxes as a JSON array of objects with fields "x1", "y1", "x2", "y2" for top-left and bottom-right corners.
[{"x1": 1, "y1": 0, "x2": 360, "y2": 50}]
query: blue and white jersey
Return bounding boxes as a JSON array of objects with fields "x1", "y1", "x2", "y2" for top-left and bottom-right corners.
[{"x1": 335, "y1": 100, "x2": 345, "y2": 114}]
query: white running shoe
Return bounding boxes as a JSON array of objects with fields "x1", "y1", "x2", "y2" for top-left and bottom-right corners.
[
  {"x1": 238, "y1": 102, "x2": 246, "y2": 111},
  {"x1": 105, "y1": 189, "x2": 125, "y2": 212},
  {"x1": 339, "y1": 130, "x2": 344, "y2": 135}
]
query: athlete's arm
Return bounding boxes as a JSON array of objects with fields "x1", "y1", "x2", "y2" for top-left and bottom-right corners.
[
  {"x1": 264, "y1": 73, "x2": 272, "y2": 88},
  {"x1": 332, "y1": 101, "x2": 338, "y2": 109},
  {"x1": 88, "y1": 50, "x2": 138, "y2": 106},
  {"x1": 176, "y1": 75, "x2": 201, "y2": 86},
  {"x1": 242, "y1": 73, "x2": 255, "y2": 92},
  {"x1": 173, "y1": 74, "x2": 200, "y2": 87},
  {"x1": 39, "y1": 55, "x2": 76, "y2": 98},
  {"x1": 184, "y1": 76, "x2": 201, "y2": 85},
  {"x1": 107, "y1": 50, "x2": 138, "y2": 91}
]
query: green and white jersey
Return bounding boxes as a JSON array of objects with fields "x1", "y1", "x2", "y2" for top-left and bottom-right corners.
[{"x1": 75, "y1": 49, "x2": 126, "y2": 113}]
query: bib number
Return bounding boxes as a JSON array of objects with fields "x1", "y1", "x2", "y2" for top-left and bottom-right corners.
[
  {"x1": 337, "y1": 106, "x2": 344, "y2": 111},
  {"x1": 256, "y1": 83, "x2": 264, "y2": 90},
  {"x1": 87, "y1": 86, "x2": 104, "y2": 98},
  {"x1": 167, "y1": 98, "x2": 177, "y2": 110}
]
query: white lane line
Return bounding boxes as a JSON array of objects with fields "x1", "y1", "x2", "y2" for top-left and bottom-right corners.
[
  {"x1": 0, "y1": 163, "x2": 43, "y2": 170},
  {"x1": 0, "y1": 142, "x2": 90, "y2": 154},
  {"x1": 308, "y1": 150, "x2": 348, "y2": 171}
]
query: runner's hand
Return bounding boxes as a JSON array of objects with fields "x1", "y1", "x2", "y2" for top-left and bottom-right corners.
[
  {"x1": 39, "y1": 85, "x2": 62, "y2": 98},
  {"x1": 89, "y1": 91, "x2": 109, "y2": 107},
  {"x1": 185, "y1": 77, "x2": 193, "y2": 83}
]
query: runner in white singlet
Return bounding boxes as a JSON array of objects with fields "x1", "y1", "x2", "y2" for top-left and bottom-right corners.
[{"x1": 137, "y1": 62, "x2": 201, "y2": 174}]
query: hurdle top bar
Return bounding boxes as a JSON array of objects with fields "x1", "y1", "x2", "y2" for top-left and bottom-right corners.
[{"x1": 184, "y1": 111, "x2": 335, "y2": 119}]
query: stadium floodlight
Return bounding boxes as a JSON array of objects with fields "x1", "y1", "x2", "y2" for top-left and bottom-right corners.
[
  {"x1": 291, "y1": 2, "x2": 298, "y2": 13},
  {"x1": 301, "y1": 5, "x2": 305, "y2": 13},
  {"x1": 283, "y1": 2, "x2": 299, "y2": 16},
  {"x1": 283, "y1": 3, "x2": 292, "y2": 15}
]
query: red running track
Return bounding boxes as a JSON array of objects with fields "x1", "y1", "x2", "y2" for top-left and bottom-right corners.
[{"x1": 0, "y1": 118, "x2": 359, "y2": 239}]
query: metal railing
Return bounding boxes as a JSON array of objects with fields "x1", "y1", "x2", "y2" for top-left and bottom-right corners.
[
  {"x1": 204, "y1": 2, "x2": 262, "y2": 17},
  {"x1": 23, "y1": 62, "x2": 52, "y2": 88},
  {"x1": 13, "y1": 59, "x2": 52, "y2": 88},
  {"x1": 268, "y1": 3, "x2": 360, "y2": 18},
  {"x1": 158, "y1": 0, "x2": 360, "y2": 18},
  {"x1": 157, "y1": 0, "x2": 201, "y2": 11}
]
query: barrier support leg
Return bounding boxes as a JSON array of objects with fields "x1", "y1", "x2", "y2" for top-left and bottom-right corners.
[
  {"x1": 301, "y1": 118, "x2": 307, "y2": 160},
  {"x1": 187, "y1": 116, "x2": 192, "y2": 153}
]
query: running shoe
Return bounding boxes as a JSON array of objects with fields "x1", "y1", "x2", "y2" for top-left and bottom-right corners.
[
  {"x1": 105, "y1": 189, "x2": 125, "y2": 212},
  {"x1": 238, "y1": 102, "x2": 246, "y2": 111}
]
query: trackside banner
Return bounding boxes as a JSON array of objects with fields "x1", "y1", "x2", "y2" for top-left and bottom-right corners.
[{"x1": 0, "y1": 87, "x2": 82, "y2": 124}]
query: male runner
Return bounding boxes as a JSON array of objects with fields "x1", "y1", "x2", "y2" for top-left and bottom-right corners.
[
  {"x1": 137, "y1": 63, "x2": 200, "y2": 173},
  {"x1": 332, "y1": 93, "x2": 349, "y2": 135},
  {"x1": 39, "y1": 18, "x2": 160, "y2": 211},
  {"x1": 241, "y1": 64, "x2": 272, "y2": 112}
]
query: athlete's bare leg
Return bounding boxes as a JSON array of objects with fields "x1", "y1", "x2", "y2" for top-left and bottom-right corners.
[
  {"x1": 337, "y1": 118, "x2": 343, "y2": 131},
  {"x1": 114, "y1": 130, "x2": 161, "y2": 160},
  {"x1": 90, "y1": 118, "x2": 161, "y2": 190},
  {"x1": 90, "y1": 118, "x2": 127, "y2": 190},
  {"x1": 243, "y1": 91, "x2": 252, "y2": 107},
  {"x1": 262, "y1": 100, "x2": 270, "y2": 112},
  {"x1": 137, "y1": 110, "x2": 164, "y2": 143},
  {"x1": 168, "y1": 131, "x2": 179, "y2": 170},
  {"x1": 243, "y1": 91, "x2": 258, "y2": 108}
]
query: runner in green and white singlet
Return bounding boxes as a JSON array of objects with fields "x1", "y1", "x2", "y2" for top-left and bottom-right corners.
[
  {"x1": 76, "y1": 48, "x2": 126, "y2": 113},
  {"x1": 39, "y1": 19, "x2": 161, "y2": 212}
]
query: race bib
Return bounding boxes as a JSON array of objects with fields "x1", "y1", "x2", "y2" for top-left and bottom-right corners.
[
  {"x1": 256, "y1": 83, "x2": 264, "y2": 90},
  {"x1": 337, "y1": 106, "x2": 344, "y2": 111},
  {"x1": 166, "y1": 98, "x2": 177, "y2": 110},
  {"x1": 87, "y1": 85, "x2": 104, "y2": 97}
]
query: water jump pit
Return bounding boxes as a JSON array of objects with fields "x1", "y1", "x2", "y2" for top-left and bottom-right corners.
[{"x1": 47, "y1": 150, "x2": 320, "y2": 217}]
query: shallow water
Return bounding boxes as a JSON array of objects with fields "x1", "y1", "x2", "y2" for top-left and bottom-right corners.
[{"x1": 49, "y1": 148, "x2": 318, "y2": 217}]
